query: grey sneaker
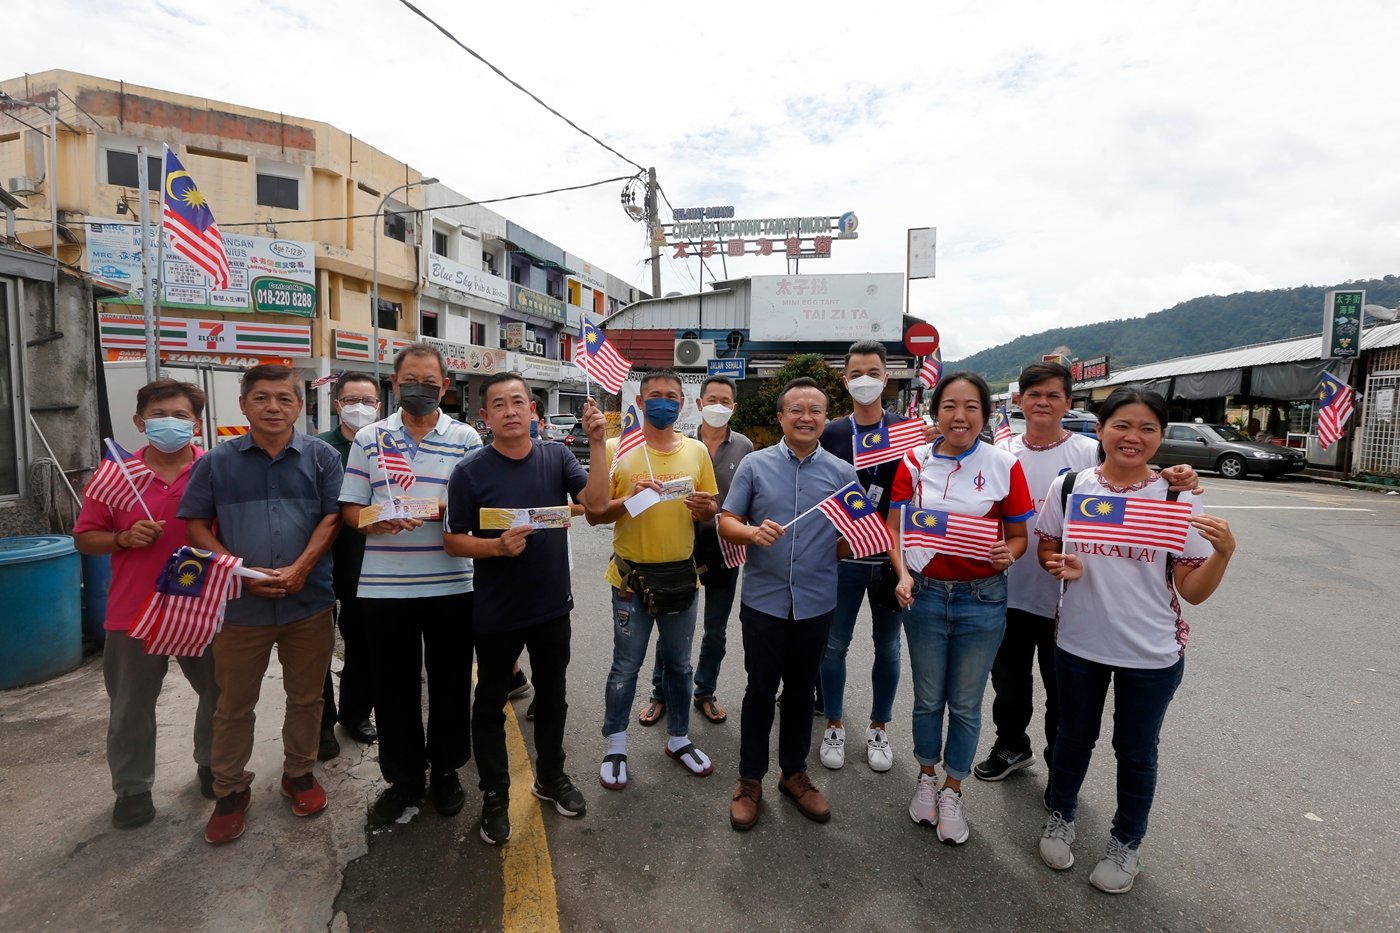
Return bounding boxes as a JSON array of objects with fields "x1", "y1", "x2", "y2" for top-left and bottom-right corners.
[
  {"x1": 1039, "y1": 812, "x2": 1076, "y2": 869},
  {"x1": 1089, "y1": 837, "x2": 1141, "y2": 894},
  {"x1": 908, "y1": 773, "x2": 940, "y2": 827},
  {"x1": 935, "y1": 787, "x2": 970, "y2": 845}
]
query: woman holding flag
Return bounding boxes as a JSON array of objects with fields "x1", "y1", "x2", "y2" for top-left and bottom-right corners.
[
  {"x1": 888, "y1": 372, "x2": 1034, "y2": 845},
  {"x1": 1034, "y1": 386, "x2": 1234, "y2": 894}
]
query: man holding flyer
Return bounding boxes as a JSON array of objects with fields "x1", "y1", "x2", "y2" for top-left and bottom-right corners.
[{"x1": 444, "y1": 373, "x2": 591, "y2": 845}]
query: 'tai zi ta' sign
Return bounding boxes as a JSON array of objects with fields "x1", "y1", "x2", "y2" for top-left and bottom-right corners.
[{"x1": 1323, "y1": 290, "x2": 1364, "y2": 359}]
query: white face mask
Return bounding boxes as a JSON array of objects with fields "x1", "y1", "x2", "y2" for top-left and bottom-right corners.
[
  {"x1": 701, "y1": 404, "x2": 734, "y2": 428},
  {"x1": 847, "y1": 375, "x2": 886, "y2": 406},
  {"x1": 339, "y1": 402, "x2": 378, "y2": 431}
]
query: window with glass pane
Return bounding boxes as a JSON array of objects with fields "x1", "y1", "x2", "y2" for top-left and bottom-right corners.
[
  {"x1": 105, "y1": 150, "x2": 162, "y2": 190},
  {"x1": 0, "y1": 280, "x2": 18, "y2": 495},
  {"x1": 432, "y1": 230, "x2": 449, "y2": 256}
]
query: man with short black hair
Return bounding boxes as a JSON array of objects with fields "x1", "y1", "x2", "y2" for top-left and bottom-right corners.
[
  {"x1": 340, "y1": 343, "x2": 483, "y2": 827},
  {"x1": 445, "y1": 372, "x2": 590, "y2": 845},
  {"x1": 181, "y1": 364, "x2": 344, "y2": 844}
]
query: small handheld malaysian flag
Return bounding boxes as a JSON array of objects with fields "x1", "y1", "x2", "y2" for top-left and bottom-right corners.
[
  {"x1": 161, "y1": 148, "x2": 231, "y2": 290},
  {"x1": 128, "y1": 547, "x2": 245, "y2": 657},
  {"x1": 1064, "y1": 493, "x2": 1193, "y2": 554},
  {"x1": 610, "y1": 405, "x2": 645, "y2": 480},
  {"x1": 576, "y1": 317, "x2": 632, "y2": 395},
  {"x1": 991, "y1": 405, "x2": 1014, "y2": 445},
  {"x1": 853, "y1": 419, "x2": 926, "y2": 469},
  {"x1": 816, "y1": 481, "x2": 893, "y2": 559},
  {"x1": 902, "y1": 505, "x2": 1001, "y2": 561},
  {"x1": 917, "y1": 348, "x2": 942, "y2": 389},
  {"x1": 1316, "y1": 372, "x2": 1355, "y2": 451},
  {"x1": 83, "y1": 439, "x2": 155, "y2": 514},
  {"x1": 377, "y1": 428, "x2": 416, "y2": 492},
  {"x1": 720, "y1": 535, "x2": 748, "y2": 569}
]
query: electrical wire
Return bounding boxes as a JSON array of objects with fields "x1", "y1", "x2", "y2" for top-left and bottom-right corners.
[
  {"x1": 656, "y1": 183, "x2": 720, "y2": 284},
  {"x1": 394, "y1": 0, "x2": 644, "y2": 172},
  {"x1": 0, "y1": 107, "x2": 49, "y2": 137},
  {"x1": 59, "y1": 88, "x2": 105, "y2": 131}
]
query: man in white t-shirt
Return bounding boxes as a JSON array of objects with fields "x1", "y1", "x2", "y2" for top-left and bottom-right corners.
[{"x1": 973, "y1": 363, "x2": 1197, "y2": 788}]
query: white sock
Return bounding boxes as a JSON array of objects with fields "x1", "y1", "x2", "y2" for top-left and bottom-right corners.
[
  {"x1": 607, "y1": 731, "x2": 628, "y2": 756},
  {"x1": 601, "y1": 731, "x2": 628, "y2": 786},
  {"x1": 667, "y1": 735, "x2": 711, "y2": 773}
]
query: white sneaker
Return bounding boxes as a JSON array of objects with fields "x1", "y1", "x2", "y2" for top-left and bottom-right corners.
[
  {"x1": 1089, "y1": 838, "x2": 1141, "y2": 894},
  {"x1": 819, "y1": 726, "x2": 845, "y2": 770},
  {"x1": 908, "y1": 773, "x2": 939, "y2": 827},
  {"x1": 1039, "y1": 812, "x2": 1076, "y2": 869},
  {"x1": 935, "y1": 787, "x2": 970, "y2": 845},
  {"x1": 865, "y1": 728, "x2": 893, "y2": 772}
]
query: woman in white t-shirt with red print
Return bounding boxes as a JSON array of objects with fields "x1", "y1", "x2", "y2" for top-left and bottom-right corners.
[
  {"x1": 888, "y1": 372, "x2": 1035, "y2": 846},
  {"x1": 1034, "y1": 386, "x2": 1234, "y2": 895}
]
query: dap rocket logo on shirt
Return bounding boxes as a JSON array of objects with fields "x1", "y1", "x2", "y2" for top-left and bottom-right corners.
[{"x1": 973, "y1": 470, "x2": 986, "y2": 492}]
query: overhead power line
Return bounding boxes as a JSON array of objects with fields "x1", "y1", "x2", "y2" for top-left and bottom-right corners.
[{"x1": 393, "y1": 0, "x2": 644, "y2": 173}]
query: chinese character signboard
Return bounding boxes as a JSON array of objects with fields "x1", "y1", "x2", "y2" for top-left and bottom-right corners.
[
  {"x1": 510, "y1": 284, "x2": 565, "y2": 323},
  {"x1": 1075, "y1": 355, "x2": 1110, "y2": 382},
  {"x1": 1322, "y1": 290, "x2": 1364, "y2": 359},
  {"x1": 749, "y1": 273, "x2": 902, "y2": 342},
  {"x1": 86, "y1": 218, "x2": 317, "y2": 317}
]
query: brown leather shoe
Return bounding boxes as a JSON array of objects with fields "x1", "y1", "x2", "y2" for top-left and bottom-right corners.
[
  {"x1": 730, "y1": 778, "x2": 762, "y2": 831},
  {"x1": 778, "y1": 771, "x2": 831, "y2": 823}
]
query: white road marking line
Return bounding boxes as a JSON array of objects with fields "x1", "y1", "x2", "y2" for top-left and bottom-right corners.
[{"x1": 1207, "y1": 506, "x2": 1374, "y2": 511}]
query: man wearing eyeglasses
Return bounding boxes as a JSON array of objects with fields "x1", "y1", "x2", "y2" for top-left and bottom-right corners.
[
  {"x1": 339, "y1": 344, "x2": 483, "y2": 828},
  {"x1": 718, "y1": 377, "x2": 859, "y2": 830}
]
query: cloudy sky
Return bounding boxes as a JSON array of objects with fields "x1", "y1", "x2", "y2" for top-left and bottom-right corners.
[{"x1": 10, "y1": 0, "x2": 1399, "y2": 359}]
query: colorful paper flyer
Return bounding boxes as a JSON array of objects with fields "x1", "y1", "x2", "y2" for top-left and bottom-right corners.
[
  {"x1": 659, "y1": 477, "x2": 695, "y2": 502},
  {"x1": 357, "y1": 498, "x2": 439, "y2": 527},
  {"x1": 479, "y1": 506, "x2": 573, "y2": 530}
]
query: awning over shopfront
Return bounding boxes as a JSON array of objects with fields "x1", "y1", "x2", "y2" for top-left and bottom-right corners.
[{"x1": 1173, "y1": 370, "x2": 1241, "y2": 400}]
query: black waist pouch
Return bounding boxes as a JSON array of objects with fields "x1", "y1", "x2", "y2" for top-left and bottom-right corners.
[{"x1": 614, "y1": 556, "x2": 698, "y2": 616}]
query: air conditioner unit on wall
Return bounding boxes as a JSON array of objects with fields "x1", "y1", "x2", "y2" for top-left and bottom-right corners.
[{"x1": 674, "y1": 338, "x2": 715, "y2": 368}]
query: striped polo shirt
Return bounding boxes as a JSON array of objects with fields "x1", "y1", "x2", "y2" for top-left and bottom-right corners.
[{"x1": 340, "y1": 410, "x2": 483, "y2": 598}]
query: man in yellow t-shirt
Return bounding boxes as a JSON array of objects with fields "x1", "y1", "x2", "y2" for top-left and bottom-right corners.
[{"x1": 582, "y1": 371, "x2": 719, "y2": 791}]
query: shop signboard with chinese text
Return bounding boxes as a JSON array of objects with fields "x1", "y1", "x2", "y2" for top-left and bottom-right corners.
[
  {"x1": 1323, "y1": 290, "x2": 1364, "y2": 359},
  {"x1": 1072, "y1": 355, "x2": 1110, "y2": 382},
  {"x1": 749, "y1": 273, "x2": 902, "y2": 342},
  {"x1": 510, "y1": 284, "x2": 565, "y2": 323}
]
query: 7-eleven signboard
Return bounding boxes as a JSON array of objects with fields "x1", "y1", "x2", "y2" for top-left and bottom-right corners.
[
  {"x1": 335, "y1": 329, "x2": 410, "y2": 364},
  {"x1": 100, "y1": 314, "x2": 311, "y2": 357}
]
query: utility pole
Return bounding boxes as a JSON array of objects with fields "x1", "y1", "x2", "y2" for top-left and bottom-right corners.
[
  {"x1": 137, "y1": 145, "x2": 159, "y2": 382},
  {"x1": 646, "y1": 166, "x2": 661, "y2": 300}
]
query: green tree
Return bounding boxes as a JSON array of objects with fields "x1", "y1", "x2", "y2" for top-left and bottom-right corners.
[{"x1": 734, "y1": 353, "x2": 852, "y2": 448}]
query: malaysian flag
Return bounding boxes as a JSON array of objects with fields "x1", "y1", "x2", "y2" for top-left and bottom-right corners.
[
  {"x1": 720, "y1": 535, "x2": 748, "y2": 569},
  {"x1": 610, "y1": 405, "x2": 645, "y2": 480},
  {"x1": 853, "y1": 419, "x2": 926, "y2": 469},
  {"x1": 902, "y1": 505, "x2": 1001, "y2": 561},
  {"x1": 917, "y1": 348, "x2": 942, "y2": 389},
  {"x1": 309, "y1": 372, "x2": 341, "y2": 390},
  {"x1": 129, "y1": 547, "x2": 244, "y2": 656},
  {"x1": 575, "y1": 317, "x2": 632, "y2": 395},
  {"x1": 1317, "y1": 372, "x2": 1355, "y2": 451},
  {"x1": 817, "y1": 481, "x2": 893, "y2": 559},
  {"x1": 991, "y1": 405, "x2": 1014, "y2": 445},
  {"x1": 1064, "y1": 494, "x2": 1193, "y2": 553},
  {"x1": 161, "y1": 149, "x2": 231, "y2": 290},
  {"x1": 82, "y1": 439, "x2": 155, "y2": 512},
  {"x1": 377, "y1": 428, "x2": 416, "y2": 491}
]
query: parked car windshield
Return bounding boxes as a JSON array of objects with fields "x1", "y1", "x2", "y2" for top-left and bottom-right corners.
[{"x1": 1203, "y1": 424, "x2": 1249, "y2": 442}]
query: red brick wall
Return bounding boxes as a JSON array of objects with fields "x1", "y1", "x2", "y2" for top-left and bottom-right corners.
[{"x1": 78, "y1": 88, "x2": 316, "y2": 151}]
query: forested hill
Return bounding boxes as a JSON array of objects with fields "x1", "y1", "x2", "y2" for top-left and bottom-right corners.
[{"x1": 949, "y1": 276, "x2": 1400, "y2": 387}]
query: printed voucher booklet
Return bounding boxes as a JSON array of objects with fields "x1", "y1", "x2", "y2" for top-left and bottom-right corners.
[
  {"x1": 479, "y1": 506, "x2": 573, "y2": 530},
  {"x1": 357, "y1": 498, "x2": 439, "y2": 527}
]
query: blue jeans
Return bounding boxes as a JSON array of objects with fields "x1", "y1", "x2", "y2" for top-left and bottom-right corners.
[
  {"x1": 819, "y1": 561, "x2": 903, "y2": 723},
  {"x1": 902, "y1": 572, "x2": 1008, "y2": 780},
  {"x1": 1048, "y1": 647, "x2": 1184, "y2": 846},
  {"x1": 649, "y1": 573, "x2": 739, "y2": 701},
  {"x1": 602, "y1": 588, "x2": 698, "y2": 738}
]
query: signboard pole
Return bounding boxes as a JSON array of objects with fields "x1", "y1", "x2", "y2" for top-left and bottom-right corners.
[
  {"x1": 154, "y1": 145, "x2": 169, "y2": 367},
  {"x1": 136, "y1": 146, "x2": 158, "y2": 382}
]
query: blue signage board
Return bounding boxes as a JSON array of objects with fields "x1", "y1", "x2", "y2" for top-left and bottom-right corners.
[{"x1": 707, "y1": 358, "x2": 745, "y2": 379}]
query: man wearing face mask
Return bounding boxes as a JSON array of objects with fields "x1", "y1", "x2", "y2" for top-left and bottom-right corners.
[
  {"x1": 314, "y1": 373, "x2": 382, "y2": 760},
  {"x1": 582, "y1": 371, "x2": 720, "y2": 790},
  {"x1": 76, "y1": 380, "x2": 218, "y2": 829},
  {"x1": 816, "y1": 339, "x2": 909, "y2": 774},
  {"x1": 638, "y1": 375, "x2": 753, "y2": 728},
  {"x1": 339, "y1": 344, "x2": 483, "y2": 827}
]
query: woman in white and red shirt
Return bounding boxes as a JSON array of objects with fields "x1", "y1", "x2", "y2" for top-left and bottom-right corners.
[
  {"x1": 888, "y1": 372, "x2": 1034, "y2": 845},
  {"x1": 1034, "y1": 386, "x2": 1234, "y2": 894}
]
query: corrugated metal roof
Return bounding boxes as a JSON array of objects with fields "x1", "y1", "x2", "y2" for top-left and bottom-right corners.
[
  {"x1": 603, "y1": 287, "x2": 747, "y2": 331},
  {"x1": 1077, "y1": 321, "x2": 1400, "y2": 389}
]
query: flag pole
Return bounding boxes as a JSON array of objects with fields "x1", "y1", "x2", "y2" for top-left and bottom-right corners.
[
  {"x1": 137, "y1": 146, "x2": 158, "y2": 383},
  {"x1": 104, "y1": 438, "x2": 156, "y2": 521},
  {"x1": 781, "y1": 496, "x2": 830, "y2": 531},
  {"x1": 154, "y1": 145, "x2": 170, "y2": 365}
]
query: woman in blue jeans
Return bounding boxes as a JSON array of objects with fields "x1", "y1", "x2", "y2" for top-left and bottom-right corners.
[
  {"x1": 889, "y1": 373, "x2": 1035, "y2": 845},
  {"x1": 1035, "y1": 386, "x2": 1234, "y2": 894}
]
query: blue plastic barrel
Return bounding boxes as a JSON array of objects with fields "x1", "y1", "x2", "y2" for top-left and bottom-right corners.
[
  {"x1": 81, "y1": 553, "x2": 112, "y2": 647},
  {"x1": 0, "y1": 535, "x2": 82, "y2": 688}
]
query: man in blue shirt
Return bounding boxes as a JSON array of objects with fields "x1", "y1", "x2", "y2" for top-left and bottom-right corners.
[
  {"x1": 180, "y1": 364, "x2": 344, "y2": 845},
  {"x1": 718, "y1": 377, "x2": 859, "y2": 831}
]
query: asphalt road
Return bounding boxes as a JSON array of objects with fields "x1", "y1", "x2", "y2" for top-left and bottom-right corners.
[{"x1": 337, "y1": 476, "x2": 1400, "y2": 932}]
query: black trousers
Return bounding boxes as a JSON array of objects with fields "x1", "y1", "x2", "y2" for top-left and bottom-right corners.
[
  {"x1": 321, "y1": 586, "x2": 373, "y2": 729},
  {"x1": 473, "y1": 614, "x2": 571, "y2": 796},
  {"x1": 363, "y1": 593, "x2": 474, "y2": 787},
  {"x1": 989, "y1": 607, "x2": 1059, "y2": 759},
  {"x1": 738, "y1": 603, "x2": 833, "y2": 781}
]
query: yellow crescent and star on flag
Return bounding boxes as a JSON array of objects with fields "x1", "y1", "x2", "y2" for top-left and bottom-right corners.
[
  {"x1": 165, "y1": 169, "x2": 209, "y2": 212},
  {"x1": 912, "y1": 509, "x2": 939, "y2": 529},
  {"x1": 860, "y1": 430, "x2": 885, "y2": 449}
]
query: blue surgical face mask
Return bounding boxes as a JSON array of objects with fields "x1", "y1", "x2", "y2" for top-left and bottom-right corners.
[
  {"x1": 643, "y1": 397, "x2": 681, "y2": 429},
  {"x1": 144, "y1": 416, "x2": 196, "y2": 452}
]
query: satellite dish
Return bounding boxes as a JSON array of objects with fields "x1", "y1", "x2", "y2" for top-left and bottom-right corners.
[{"x1": 1364, "y1": 304, "x2": 1399, "y2": 322}]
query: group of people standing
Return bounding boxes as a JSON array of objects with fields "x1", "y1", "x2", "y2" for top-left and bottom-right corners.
[{"x1": 78, "y1": 337, "x2": 1235, "y2": 895}]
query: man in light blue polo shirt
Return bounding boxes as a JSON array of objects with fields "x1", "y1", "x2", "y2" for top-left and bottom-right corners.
[
  {"x1": 339, "y1": 343, "x2": 482, "y2": 827},
  {"x1": 718, "y1": 377, "x2": 859, "y2": 831}
]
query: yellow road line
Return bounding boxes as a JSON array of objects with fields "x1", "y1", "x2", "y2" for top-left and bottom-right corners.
[{"x1": 501, "y1": 700, "x2": 561, "y2": 933}]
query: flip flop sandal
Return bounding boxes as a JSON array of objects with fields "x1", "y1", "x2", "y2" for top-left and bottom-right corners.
[
  {"x1": 665, "y1": 743, "x2": 714, "y2": 777},
  {"x1": 694, "y1": 697, "x2": 727, "y2": 724},
  {"x1": 600, "y1": 753, "x2": 628, "y2": 790},
  {"x1": 638, "y1": 699, "x2": 665, "y2": 727}
]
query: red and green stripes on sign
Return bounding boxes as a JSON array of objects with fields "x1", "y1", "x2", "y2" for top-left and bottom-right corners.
[
  {"x1": 100, "y1": 315, "x2": 186, "y2": 350},
  {"x1": 98, "y1": 314, "x2": 311, "y2": 357}
]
